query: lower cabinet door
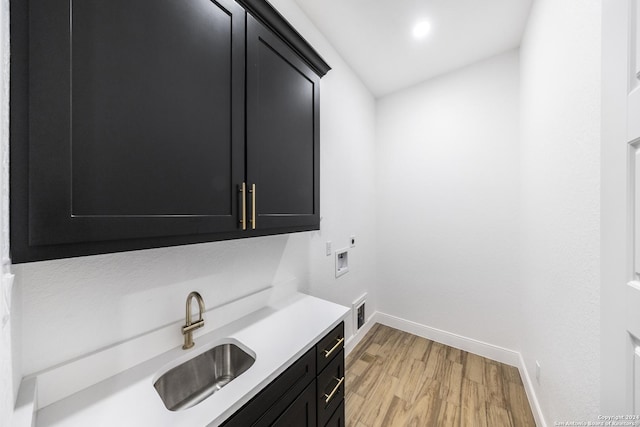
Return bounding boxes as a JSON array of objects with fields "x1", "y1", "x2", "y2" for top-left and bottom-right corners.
[
  {"x1": 270, "y1": 380, "x2": 317, "y2": 427},
  {"x1": 221, "y1": 348, "x2": 315, "y2": 427},
  {"x1": 325, "y1": 401, "x2": 345, "y2": 427}
]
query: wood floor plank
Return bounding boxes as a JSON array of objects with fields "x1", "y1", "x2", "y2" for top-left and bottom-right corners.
[
  {"x1": 346, "y1": 324, "x2": 379, "y2": 367},
  {"x1": 388, "y1": 334, "x2": 417, "y2": 378},
  {"x1": 377, "y1": 328, "x2": 405, "y2": 361},
  {"x1": 353, "y1": 354, "x2": 385, "y2": 398},
  {"x1": 366, "y1": 343, "x2": 382, "y2": 357},
  {"x1": 487, "y1": 404, "x2": 515, "y2": 427},
  {"x1": 408, "y1": 378, "x2": 441, "y2": 426},
  {"x1": 372, "y1": 324, "x2": 395, "y2": 346},
  {"x1": 360, "y1": 352, "x2": 375, "y2": 365},
  {"x1": 360, "y1": 373, "x2": 399, "y2": 427},
  {"x1": 407, "y1": 334, "x2": 430, "y2": 361},
  {"x1": 424, "y1": 341, "x2": 448, "y2": 379},
  {"x1": 380, "y1": 395, "x2": 413, "y2": 427},
  {"x1": 463, "y1": 352, "x2": 486, "y2": 384},
  {"x1": 346, "y1": 390, "x2": 366, "y2": 427},
  {"x1": 436, "y1": 401, "x2": 461, "y2": 426},
  {"x1": 446, "y1": 346, "x2": 463, "y2": 364},
  {"x1": 395, "y1": 358, "x2": 427, "y2": 403},
  {"x1": 502, "y1": 364, "x2": 523, "y2": 385},
  {"x1": 346, "y1": 369, "x2": 363, "y2": 402},
  {"x1": 507, "y1": 381, "x2": 537, "y2": 427},
  {"x1": 439, "y1": 360, "x2": 464, "y2": 406},
  {"x1": 345, "y1": 324, "x2": 536, "y2": 427},
  {"x1": 460, "y1": 378, "x2": 488, "y2": 427},
  {"x1": 349, "y1": 358, "x2": 371, "y2": 377},
  {"x1": 484, "y1": 361, "x2": 508, "y2": 409}
]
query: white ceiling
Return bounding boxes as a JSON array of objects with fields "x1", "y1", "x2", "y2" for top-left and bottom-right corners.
[{"x1": 293, "y1": 0, "x2": 533, "y2": 97}]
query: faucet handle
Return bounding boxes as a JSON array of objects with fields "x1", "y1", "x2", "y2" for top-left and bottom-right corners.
[{"x1": 182, "y1": 319, "x2": 204, "y2": 334}]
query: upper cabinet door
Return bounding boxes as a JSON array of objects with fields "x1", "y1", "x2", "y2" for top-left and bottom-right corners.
[
  {"x1": 12, "y1": 0, "x2": 246, "y2": 262},
  {"x1": 246, "y1": 14, "x2": 320, "y2": 232}
]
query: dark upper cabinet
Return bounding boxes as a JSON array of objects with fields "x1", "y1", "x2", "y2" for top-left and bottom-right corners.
[
  {"x1": 10, "y1": 0, "x2": 329, "y2": 263},
  {"x1": 246, "y1": 14, "x2": 320, "y2": 231}
]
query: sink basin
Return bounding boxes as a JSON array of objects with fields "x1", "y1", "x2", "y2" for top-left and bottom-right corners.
[{"x1": 154, "y1": 342, "x2": 255, "y2": 411}]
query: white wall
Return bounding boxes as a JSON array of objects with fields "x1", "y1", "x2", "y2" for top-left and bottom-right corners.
[
  {"x1": 601, "y1": 0, "x2": 631, "y2": 414},
  {"x1": 268, "y1": 0, "x2": 378, "y2": 341},
  {"x1": 1, "y1": 0, "x2": 19, "y2": 424},
  {"x1": 375, "y1": 50, "x2": 521, "y2": 352},
  {"x1": 520, "y1": 0, "x2": 601, "y2": 422},
  {"x1": 13, "y1": 0, "x2": 377, "y2": 382}
]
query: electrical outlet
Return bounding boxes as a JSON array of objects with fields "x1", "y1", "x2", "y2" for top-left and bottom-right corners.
[{"x1": 535, "y1": 361, "x2": 541, "y2": 383}]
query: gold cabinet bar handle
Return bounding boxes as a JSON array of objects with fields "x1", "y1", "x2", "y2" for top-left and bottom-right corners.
[
  {"x1": 239, "y1": 183, "x2": 247, "y2": 231},
  {"x1": 251, "y1": 184, "x2": 256, "y2": 229},
  {"x1": 324, "y1": 376, "x2": 345, "y2": 404},
  {"x1": 323, "y1": 337, "x2": 344, "y2": 359}
]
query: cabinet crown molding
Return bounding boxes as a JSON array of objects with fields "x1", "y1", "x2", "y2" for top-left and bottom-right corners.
[{"x1": 236, "y1": 0, "x2": 331, "y2": 77}]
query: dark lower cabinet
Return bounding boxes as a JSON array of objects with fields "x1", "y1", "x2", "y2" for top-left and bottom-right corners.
[
  {"x1": 222, "y1": 322, "x2": 345, "y2": 427},
  {"x1": 222, "y1": 347, "x2": 316, "y2": 427},
  {"x1": 325, "y1": 402, "x2": 345, "y2": 427},
  {"x1": 316, "y1": 323, "x2": 345, "y2": 427},
  {"x1": 317, "y1": 349, "x2": 345, "y2": 427},
  {"x1": 10, "y1": 0, "x2": 329, "y2": 263},
  {"x1": 270, "y1": 381, "x2": 317, "y2": 427}
]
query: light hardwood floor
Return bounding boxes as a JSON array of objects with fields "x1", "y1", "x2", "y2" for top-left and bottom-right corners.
[{"x1": 345, "y1": 324, "x2": 536, "y2": 427}]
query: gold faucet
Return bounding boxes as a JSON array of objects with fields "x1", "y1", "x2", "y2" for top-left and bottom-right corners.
[{"x1": 182, "y1": 291, "x2": 205, "y2": 350}]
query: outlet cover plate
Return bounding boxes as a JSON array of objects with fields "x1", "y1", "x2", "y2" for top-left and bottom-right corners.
[
  {"x1": 352, "y1": 293, "x2": 367, "y2": 331},
  {"x1": 335, "y1": 249, "x2": 349, "y2": 278}
]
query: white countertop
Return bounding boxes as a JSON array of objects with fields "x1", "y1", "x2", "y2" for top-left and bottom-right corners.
[{"x1": 35, "y1": 293, "x2": 349, "y2": 427}]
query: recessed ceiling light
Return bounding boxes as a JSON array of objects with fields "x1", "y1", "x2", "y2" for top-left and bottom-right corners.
[{"x1": 412, "y1": 21, "x2": 431, "y2": 39}]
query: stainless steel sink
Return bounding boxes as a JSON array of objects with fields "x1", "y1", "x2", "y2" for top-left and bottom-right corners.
[{"x1": 154, "y1": 343, "x2": 255, "y2": 411}]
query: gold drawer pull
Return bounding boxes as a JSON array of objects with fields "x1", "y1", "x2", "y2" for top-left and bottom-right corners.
[
  {"x1": 239, "y1": 183, "x2": 247, "y2": 231},
  {"x1": 250, "y1": 183, "x2": 256, "y2": 230},
  {"x1": 324, "y1": 376, "x2": 345, "y2": 404},
  {"x1": 324, "y1": 337, "x2": 344, "y2": 359}
]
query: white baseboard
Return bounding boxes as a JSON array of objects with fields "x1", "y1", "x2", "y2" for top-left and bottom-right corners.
[
  {"x1": 375, "y1": 311, "x2": 521, "y2": 366},
  {"x1": 353, "y1": 311, "x2": 547, "y2": 427},
  {"x1": 12, "y1": 377, "x2": 37, "y2": 427},
  {"x1": 517, "y1": 353, "x2": 548, "y2": 427}
]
